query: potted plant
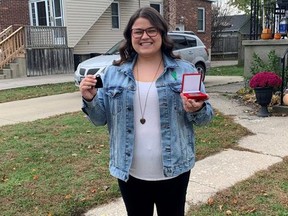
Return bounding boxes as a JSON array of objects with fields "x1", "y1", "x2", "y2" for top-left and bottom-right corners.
[{"x1": 249, "y1": 71, "x2": 282, "y2": 117}]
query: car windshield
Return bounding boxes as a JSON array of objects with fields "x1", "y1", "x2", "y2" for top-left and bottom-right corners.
[{"x1": 105, "y1": 40, "x2": 123, "y2": 55}]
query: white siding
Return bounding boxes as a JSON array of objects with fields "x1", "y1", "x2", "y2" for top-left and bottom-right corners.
[
  {"x1": 64, "y1": 0, "x2": 114, "y2": 48},
  {"x1": 73, "y1": 0, "x2": 164, "y2": 55}
]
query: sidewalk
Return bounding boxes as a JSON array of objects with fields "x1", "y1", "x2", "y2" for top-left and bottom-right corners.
[{"x1": 1, "y1": 62, "x2": 288, "y2": 215}]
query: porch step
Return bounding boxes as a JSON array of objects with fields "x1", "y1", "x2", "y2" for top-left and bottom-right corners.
[{"x1": 0, "y1": 57, "x2": 26, "y2": 79}]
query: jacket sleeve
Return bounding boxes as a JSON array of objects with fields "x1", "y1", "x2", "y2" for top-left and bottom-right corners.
[
  {"x1": 81, "y1": 88, "x2": 107, "y2": 126},
  {"x1": 186, "y1": 100, "x2": 214, "y2": 126}
]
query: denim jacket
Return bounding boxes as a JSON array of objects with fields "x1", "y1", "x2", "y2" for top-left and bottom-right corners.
[{"x1": 82, "y1": 54, "x2": 214, "y2": 182}]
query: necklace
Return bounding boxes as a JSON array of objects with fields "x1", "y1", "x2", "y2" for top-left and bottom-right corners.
[{"x1": 136, "y1": 59, "x2": 162, "y2": 124}]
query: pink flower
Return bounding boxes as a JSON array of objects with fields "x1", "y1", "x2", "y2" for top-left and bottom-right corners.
[{"x1": 249, "y1": 71, "x2": 282, "y2": 89}]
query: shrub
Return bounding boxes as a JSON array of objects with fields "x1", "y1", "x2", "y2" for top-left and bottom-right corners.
[{"x1": 250, "y1": 50, "x2": 282, "y2": 76}]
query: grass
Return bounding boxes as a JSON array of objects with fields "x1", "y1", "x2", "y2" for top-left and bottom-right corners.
[
  {"x1": 0, "y1": 82, "x2": 78, "y2": 103},
  {"x1": 209, "y1": 65, "x2": 244, "y2": 76},
  {"x1": 0, "y1": 110, "x2": 251, "y2": 215}
]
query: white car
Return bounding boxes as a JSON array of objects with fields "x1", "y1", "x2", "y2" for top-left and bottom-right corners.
[{"x1": 74, "y1": 32, "x2": 210, "y2": 85}]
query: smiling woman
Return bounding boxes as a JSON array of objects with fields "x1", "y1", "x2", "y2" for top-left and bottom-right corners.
[{"x1": 79, "y1": 6, "x2": 213, "y2": 216}]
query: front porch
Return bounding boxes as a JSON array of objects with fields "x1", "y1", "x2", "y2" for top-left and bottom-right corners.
[{"x1": 0, "y1": 25, "x2": 74, "y2": 79}]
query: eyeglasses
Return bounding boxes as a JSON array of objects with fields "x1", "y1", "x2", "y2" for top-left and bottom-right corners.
[{"x1": 131, "y1": 27, "x2": 159, "y2": 39}]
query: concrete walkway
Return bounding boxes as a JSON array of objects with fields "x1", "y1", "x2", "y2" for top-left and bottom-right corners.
[{"x1": 1, "y1": 61, "x2": 287, "y2": 215}]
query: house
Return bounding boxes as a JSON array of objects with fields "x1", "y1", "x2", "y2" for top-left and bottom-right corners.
[{"x1": 0, "y1": 0, "x2": 212, "y2": 78}]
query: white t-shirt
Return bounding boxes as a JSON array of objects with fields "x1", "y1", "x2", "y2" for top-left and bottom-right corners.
[{"x1": 130, "y1": 81, "x2": 168, "y2": 180}]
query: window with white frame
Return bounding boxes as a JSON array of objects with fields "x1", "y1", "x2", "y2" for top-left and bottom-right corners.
[
  {"x1": 197, "y1": 7, "x2": 205, "y2": 32},
  {"x1": 111, "y1": 2, "x2": 120, "y2": 29},
  {"x1": 150, "y1": 3, "x2": 162, "y2": 14}
]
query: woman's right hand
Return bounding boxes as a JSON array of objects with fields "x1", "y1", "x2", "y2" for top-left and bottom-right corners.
[{"x1": 79, "y1": 75, "x2": 97, "y2": 101}]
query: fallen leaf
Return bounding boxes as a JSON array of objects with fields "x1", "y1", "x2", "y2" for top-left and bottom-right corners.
[
  {"x1": 226, "y1": 210, "x2": 232, "y2": 215},
  {"x1": 65, "y1": 194, "x2": 72, "y2": 199},
  {"x1": 207, "y1": 197, "x2": 214, "y2": 206}
]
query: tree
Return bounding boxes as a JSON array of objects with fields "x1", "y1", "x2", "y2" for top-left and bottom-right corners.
[
  {"x1": 211, "y1": 2, "x2": 233, "y2": 49},
  {"x1": 228, "y1": 0, "x2": 251, "y2": 13}
]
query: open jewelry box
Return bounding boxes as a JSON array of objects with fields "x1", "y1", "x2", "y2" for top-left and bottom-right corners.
[{"x1": 181, "y1": 73, "x2": 208, "y2": 100}]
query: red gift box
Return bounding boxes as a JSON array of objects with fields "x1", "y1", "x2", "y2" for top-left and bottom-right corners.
[{"x1": 181, "y1": 73, "x2": 208, "y2": 100}]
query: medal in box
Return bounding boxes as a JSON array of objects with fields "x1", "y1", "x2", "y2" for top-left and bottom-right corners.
[{"x1": 181, "y1": 73, "x2": 208, "y2": 100}]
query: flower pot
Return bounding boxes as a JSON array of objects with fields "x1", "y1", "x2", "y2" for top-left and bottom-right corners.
[{"x1": 254, "y1": 87, "x2": 273, "y2": 117}]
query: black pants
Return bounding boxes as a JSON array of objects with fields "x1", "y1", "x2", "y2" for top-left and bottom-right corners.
[{"x1": 118, "y1": 171, "x2": 191, "y2": 216}]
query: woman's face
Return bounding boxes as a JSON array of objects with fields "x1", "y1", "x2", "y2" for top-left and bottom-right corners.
[{"x1": 131, "y1": 17, "x2": 162, "y2": 58}]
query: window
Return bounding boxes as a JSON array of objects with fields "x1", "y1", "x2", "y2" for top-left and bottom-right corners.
[
  {"x1": 150, "y1": 3, "x2": 162, "y2": 14},
  {"x1": 197, "y1": 8, "x2": 205, "y2": 32},
  {"x1": 53, "y1": 0, "x2": 64, "y2": 26},
  {"x1": 186, "y1": 37, "x2": 197, "y2": 47},
  {"x1": 111, "y1": 2, "x2": 120, "y2": 29},
  {"x1": 170, "y1": 35, "x2": 187, "y2": 50},
  {"x1": 30, "y1": 0, "x2": 50, "y2": 26}
]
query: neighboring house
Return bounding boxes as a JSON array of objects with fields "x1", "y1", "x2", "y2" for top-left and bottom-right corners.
[
  {"x1": 163, "y1": 0, "x2": 213, "y2": 53},
  {"x1": 0, "y1": 0, "x2": 212, "y2": 77},
  {"x1": 211, "y1": 14, "x2": 251, "y2": 63}
]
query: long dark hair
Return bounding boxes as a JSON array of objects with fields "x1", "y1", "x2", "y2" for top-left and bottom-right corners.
[{"x1": 113, "y1": 7, "x2": 179, "y2": 66}]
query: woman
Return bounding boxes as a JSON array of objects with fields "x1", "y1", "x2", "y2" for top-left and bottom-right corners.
[{"x1": 79, "y1": 6, "x2": 213, "y2": 216}]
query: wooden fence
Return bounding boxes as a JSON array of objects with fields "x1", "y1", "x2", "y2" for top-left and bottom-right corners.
[
  {"x1": 211, "y1": 34, "x2": 251, "y2": 63},
  {"x1": 26, "y1": 48, "x2": 74, "y2": 76}
]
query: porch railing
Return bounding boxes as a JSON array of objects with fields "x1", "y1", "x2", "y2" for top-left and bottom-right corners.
[
  {"x1": 0, "y1": 25, "x2": 14, "y2": 41},
  {"x1": 0, "y1": 26, "x2": 25, "y2": 70},
  {"x1": 25, "y1": 26, "x2": 68, "y2": 48}
]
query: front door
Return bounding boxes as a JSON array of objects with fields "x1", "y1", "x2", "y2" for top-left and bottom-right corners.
[{"x1": 29, "y1": 0, "x2": 64, "y2": 26}]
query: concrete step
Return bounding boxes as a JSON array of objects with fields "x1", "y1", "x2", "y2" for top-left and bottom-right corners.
[
  {"x1": 0, "y1": 68, "x2": 12, "y2": 79},
  {"x1": 0, "y1": 56, "x2": 26, "y2": 79}
]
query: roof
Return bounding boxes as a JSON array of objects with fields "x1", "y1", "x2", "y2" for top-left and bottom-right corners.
[{"x1": 222, "y1": 14, "x2": 250, "y2": 34}]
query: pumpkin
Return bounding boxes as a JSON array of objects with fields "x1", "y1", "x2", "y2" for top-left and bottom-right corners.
[
  {"x1": 274, "y1": 33, "x2": 281, "y2": 40},
  {"x1": 261, "y1": 33, "x2": 272, "y2": 39}
]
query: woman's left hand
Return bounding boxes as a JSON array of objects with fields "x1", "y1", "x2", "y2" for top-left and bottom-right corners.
[{"x1": 180, "y1": 93, "x2": 206, "y2": 112}]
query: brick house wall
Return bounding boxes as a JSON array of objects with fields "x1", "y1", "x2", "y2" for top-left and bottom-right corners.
[
  {"x1": 0, "y1": 0, "x2": 29, "y2": 32},
  {"x1": 163, "y1": 0, "x2": 177, "y2": 30},
  {"x1": 163, "y1": 0, "x2": 212, "y2": 50}
]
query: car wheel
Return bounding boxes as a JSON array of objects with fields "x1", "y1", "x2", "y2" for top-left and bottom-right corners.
[{"x1": 195, "y1": 63, "x2": 206, "y2": 81}]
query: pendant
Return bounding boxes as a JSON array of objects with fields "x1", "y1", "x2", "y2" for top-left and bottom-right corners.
[{"x1": 140, "y1": 118, "x2": 146, "y2": 124}]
